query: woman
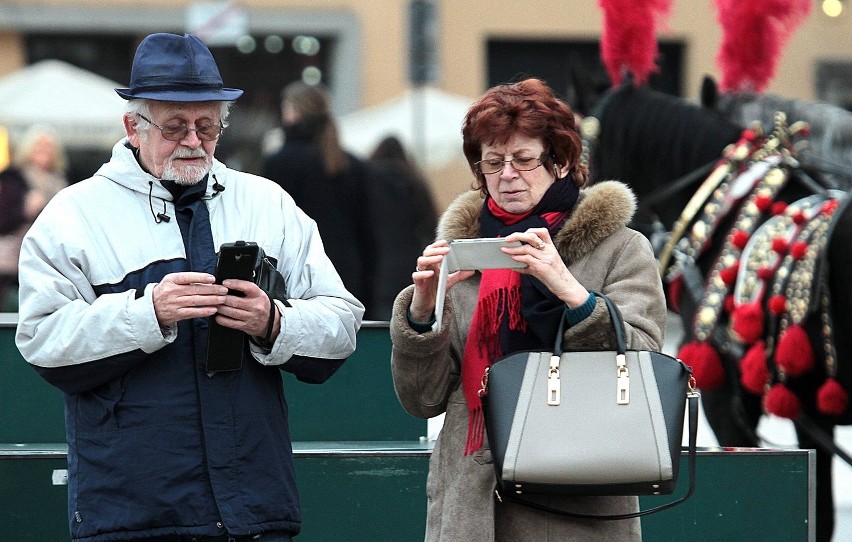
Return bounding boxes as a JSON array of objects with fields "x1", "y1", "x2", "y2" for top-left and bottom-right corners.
[
  {"x1": 367, "y1": 135, "x2": 438, "y2": 320},
  {"x1": 389, "y1": 78, "x2": 666, "y2": 541},
  {"x1": 0, "y1": 125, "x2": 68, "y2": 310},
  {"x1": 261, "y1": 81, "x2": 375, "y2": 316}
]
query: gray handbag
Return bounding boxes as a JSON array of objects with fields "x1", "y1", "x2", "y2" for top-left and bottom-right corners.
[{"x1": 480, "y1": 291, "x2": 699, "y2": 520}]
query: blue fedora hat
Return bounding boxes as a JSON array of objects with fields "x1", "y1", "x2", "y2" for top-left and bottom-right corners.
[{"x1": 115, "y1": 33, "x2": 243, "y2": 102}]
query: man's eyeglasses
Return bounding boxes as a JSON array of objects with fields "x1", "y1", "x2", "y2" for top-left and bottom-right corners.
[
  {"x1": 475, "y1": 154, "x2": 546, "y2": 175},
  {"x1": 137, "y1": 114, "x2": 224, "y2": 141}
]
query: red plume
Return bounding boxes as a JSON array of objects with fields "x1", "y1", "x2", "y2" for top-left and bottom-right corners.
[
  {"x1": 714, "y1": 0, "x2": 812, "y2": 92},
  {"x1": 599, "y1": 0, "x2": 673, "y2": 86}
]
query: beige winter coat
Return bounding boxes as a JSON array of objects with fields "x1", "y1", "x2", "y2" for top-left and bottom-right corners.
[{"x1": 390, "y1": 181, "x2": 666, "y2": 542}]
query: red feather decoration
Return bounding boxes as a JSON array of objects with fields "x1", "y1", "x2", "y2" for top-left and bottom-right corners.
[
  {"x1": 599, "y1": 0, "x2": 673, "y2": 85},
  {"x1": 715, "y1": 0, "x2": 812, "y2": 92}
]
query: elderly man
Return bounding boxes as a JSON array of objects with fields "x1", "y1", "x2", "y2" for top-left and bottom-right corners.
[{"x1": 15, "y1": 33, "x2": 363, "y2": 542}]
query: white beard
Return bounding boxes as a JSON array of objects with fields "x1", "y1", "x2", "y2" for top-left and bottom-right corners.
[{"x1": 162, "y1": 148, "x2": 211, "y2": 185}]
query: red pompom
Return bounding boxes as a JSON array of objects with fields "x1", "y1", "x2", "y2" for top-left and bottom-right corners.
[
  {"x1": 764, "y1": 383, "x2": 801, "y2": 419},
  {"x1": 724, "y1": 294, "x2": 736, "y2": 313},
  {"x1": 731, "y1": 230, "x2": 750, "y2": 250},
  {"x1": 771, "y1": 237, "x2": 789, "y2": 254},
  {"x1": 667, "y1": 276, "x2": 683, "y2": 313},
  {"x1": 678, "y1": 340, "x2": 725, "y2": 389},
  {"x1": 768, "y1": 294, "x2": 787, "y2": 315},
  {"x1": 731, "y1": 301, "x2": 764, "y2": 344},
  {"x1": 817, "y1": 378, "x2": 849, "y2": 417},
  {"x1": 720, "y1": 263, "x2": 739, "y2": 285},
  {"x1": 740, "y1": 341, "x2": 769, "y2": 395},
  {"x1": 757, "y1": 266, "x2": 774, "y2": 281},
  {"x1": 775, "y1": 324, "x2": 814, "y2": 377},
  {"x1": 790, "y1": 241, "x2": 808, "y2": 260},
  {"x1": 791, "y1": 211, "x2": 807, "y2": 225},
  {"x1": 770, "y1": 201, "x2": 788, "y2": 216},
  {"x1": 754, "y1": 194, "x2": 773, "y2": 212},
  {"x1": 823, "y1": 199, "x2": 839, "y2": 215}
]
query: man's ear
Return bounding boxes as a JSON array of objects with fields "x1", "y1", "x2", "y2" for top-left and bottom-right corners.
[{"x1": 123, "y1": 114, "x2": 140, "y2": 146}]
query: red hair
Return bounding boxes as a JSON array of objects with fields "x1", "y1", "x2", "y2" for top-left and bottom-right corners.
[{"x1": 462, "y1": 78, "x2": 587, "y2": 193}]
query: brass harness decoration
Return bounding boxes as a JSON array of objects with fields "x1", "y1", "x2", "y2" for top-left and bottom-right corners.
[{"x1": 665, "y1": 112, "x2": 849, "y2": 420}]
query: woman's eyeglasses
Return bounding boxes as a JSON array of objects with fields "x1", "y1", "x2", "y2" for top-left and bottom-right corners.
[
  {"x1": 138, "y1": 114, "x2": 224, "y2": 141},
  {"x1": 475, "y1": 155, "x2": 545, "y2": 175}
]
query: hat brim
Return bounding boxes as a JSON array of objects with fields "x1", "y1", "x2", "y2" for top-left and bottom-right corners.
[{"x1": 115, "y1": 87, "x2": 244, "y2": 102}]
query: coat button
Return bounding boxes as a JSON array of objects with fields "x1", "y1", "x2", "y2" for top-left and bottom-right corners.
[{"x1": 217, "y1": 521, "x2": 224, "y2": 528}]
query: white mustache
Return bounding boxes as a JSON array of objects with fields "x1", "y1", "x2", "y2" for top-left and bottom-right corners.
[{"x1": 171, "y1": 148, "x2": 208, "y2": 160}]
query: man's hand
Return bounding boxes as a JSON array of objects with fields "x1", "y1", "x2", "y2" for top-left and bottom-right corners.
[
  {"x1": 213, "y1": 279, "x2": 277, "y2": 339},
  {"x1": 152, "y1": 272, "x2": 227, "y2": 327}
]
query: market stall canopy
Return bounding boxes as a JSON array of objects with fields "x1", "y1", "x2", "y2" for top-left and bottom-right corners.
[
  {"x1": 0, "y1": 60, "x2": 126, "y2": 150},
  {"x1": 338, "y1": 87, "x2": 474, "y2": 170}
]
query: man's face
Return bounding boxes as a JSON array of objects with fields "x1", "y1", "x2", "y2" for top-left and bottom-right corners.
[{"x1": 125, "y1": 101, "x2": 221, "y2": 185}]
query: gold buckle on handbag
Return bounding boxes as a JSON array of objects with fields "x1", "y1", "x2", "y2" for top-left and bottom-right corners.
[
  {"x1": 547, "y1": 355, "x2": 560, "y2": 405},
  {"x1": 617, "y1": 353, "x2": 630, "y2": 404}
]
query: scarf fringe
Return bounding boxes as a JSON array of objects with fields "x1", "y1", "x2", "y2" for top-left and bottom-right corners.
[
  {"x1": 464, "y1": 406, "x2": 485, "y2": 456},
  {"x1": 463, "y1": 273, "x2": 525, "y2": 454}
]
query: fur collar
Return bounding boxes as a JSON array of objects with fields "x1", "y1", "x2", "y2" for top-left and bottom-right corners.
[{"x1": 437, "y1": 180, "x2": 637, "y2": 265}]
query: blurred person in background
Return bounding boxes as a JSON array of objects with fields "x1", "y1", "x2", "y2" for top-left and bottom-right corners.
[
  {"x1": 0, "y1": 125, "x2": 68, "y2": 310},
  {"x1": 262, "y1": 81, "x2": 377, "y2": 318},
  {"x1": 367, "y1": 135, "x2": 438, "y2": 320}
]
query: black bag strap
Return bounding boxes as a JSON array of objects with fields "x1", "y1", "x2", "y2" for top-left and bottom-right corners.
[
  {"x1": 553, "y1": 291, "x2": 625, "y2": 355},
  {"x1": 504, "y1": 290, "x2": 700, "y2": 520}
]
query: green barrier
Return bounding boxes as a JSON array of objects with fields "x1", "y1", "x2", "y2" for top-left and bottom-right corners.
[
  {"x1": 0, "y1": 444, "x2": 814, "y2": 542},
  {"x1": 1, "y1": 315, "x2": 816, "y2": 542},
  {"x1": 0, "y1": 317, "x2": 425, "y2": 443}
]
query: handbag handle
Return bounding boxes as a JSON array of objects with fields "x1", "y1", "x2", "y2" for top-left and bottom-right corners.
[{"x1": 553, "y1": 290, "x2": 626, "y2": 356}]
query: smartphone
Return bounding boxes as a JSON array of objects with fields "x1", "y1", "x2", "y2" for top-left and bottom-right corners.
[
  {"x1": 213, "y1": 241, "x2": 259, "y2": 294},
  {"x1": 445, "y1": 238, "x2": 527, "y2": 272},
  {"x1": 436, "y1": 238, "x2": 527, "y2": 328},
  {"x1": 207, "y1": 241, "x2": 260, "y2": 372}
]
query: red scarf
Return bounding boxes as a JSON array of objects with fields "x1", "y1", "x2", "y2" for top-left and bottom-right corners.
[{"x1": 461, "y1": 200, "x2": 566, "y2": 454}]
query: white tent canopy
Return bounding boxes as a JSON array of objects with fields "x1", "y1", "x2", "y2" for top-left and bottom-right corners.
[
  {"x1": 338, "y1": 87, "x2": 474, "y2": 170},
  {"x1": 0, "y1": 60, "x2": 126, "y2": 150}
]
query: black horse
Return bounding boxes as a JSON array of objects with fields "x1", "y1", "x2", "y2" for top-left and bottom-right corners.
[{"x1": 582, "y1": 82, "x2": 852, "y2": 542}]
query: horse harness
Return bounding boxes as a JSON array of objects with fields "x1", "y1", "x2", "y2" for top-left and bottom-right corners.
[{"x1": 662, "y1": 113, "x2": 850, "y2": 428}]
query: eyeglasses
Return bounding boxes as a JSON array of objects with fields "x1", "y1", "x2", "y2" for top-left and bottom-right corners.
[
  {"x1": 137, "y1": 114, "x2": 224, "y2": 141},
  {"x1": 475, "y1": 154, "x2": 546, "y2": 175}
]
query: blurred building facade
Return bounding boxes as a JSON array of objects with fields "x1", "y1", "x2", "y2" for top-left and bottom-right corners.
[{"x1": 0, "y1": 0, "x2": 850, "y2": 209}]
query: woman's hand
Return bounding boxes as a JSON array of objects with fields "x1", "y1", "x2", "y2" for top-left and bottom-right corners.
[
  {"x1": 502, "y1": 228, "x2": 589, "y2": 308},
  {"x1": 410, "y1": 240, "x2": 474, "y2": 322}
]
